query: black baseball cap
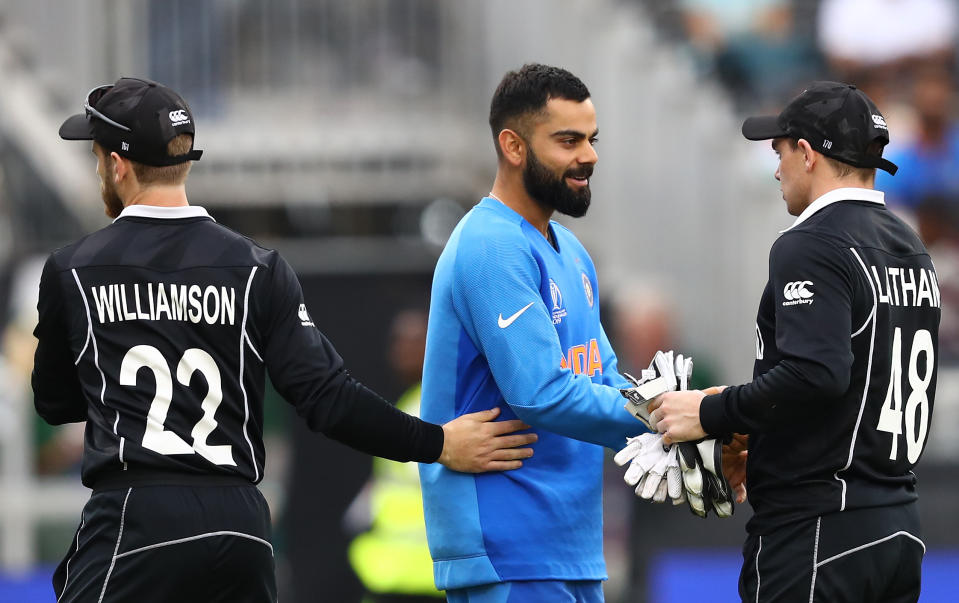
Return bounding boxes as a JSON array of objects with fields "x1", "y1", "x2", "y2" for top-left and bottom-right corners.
[
  {"x1": 742, "y1": 81, "x2": 897, "y2": 175},
  {"x1": 59, "y1": 77, "x2": 202, "y2": 166}
]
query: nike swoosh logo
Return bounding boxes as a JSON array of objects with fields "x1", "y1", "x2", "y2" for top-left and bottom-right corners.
[{"x1": 498, "y1": 302, "x2": 535, "y2": 328}]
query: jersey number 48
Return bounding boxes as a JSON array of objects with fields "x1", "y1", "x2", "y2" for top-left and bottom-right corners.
[{"x1": 876, "y1": 327, "x2": 933, "y2": 464}]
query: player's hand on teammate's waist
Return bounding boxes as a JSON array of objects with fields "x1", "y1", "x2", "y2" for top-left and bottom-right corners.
[{"x1": 439, "y1": 407, "x2": 537, "y2": 473}]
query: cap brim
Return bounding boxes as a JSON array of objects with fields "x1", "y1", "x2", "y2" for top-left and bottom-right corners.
[
  {"x1": 59, "y1": 114, "x2": 95, "y2": 140},
  {"x1": 741, "y1": 115, "x2": 787, "y2": 141}
]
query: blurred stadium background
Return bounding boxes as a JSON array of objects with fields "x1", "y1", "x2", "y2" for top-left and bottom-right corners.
[{"x1": 0, "y1": 1, "x2": 956, "y2": 601}]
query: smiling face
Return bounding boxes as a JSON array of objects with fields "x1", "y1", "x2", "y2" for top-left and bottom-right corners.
[
  {"x1": 772, "y1": 137, "x2": 812, "y2": 216},
  {"x1": 521, "y1": 97, "x2": 599, "y2": 218}
]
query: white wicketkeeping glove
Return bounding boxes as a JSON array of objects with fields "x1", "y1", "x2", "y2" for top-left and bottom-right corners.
[
  {"x1": 676, "y1": 438, "x2": 735, "y2": 518},
  {"x1": 675, "y1": 353, "x2": 693, "y2": 391},
  {"x1": 615, "y1": 433, "x2": 662, "y2": 485},
  {"x1": 614, "y1": 432, "x2": 684, "y2": 504},
  {"x1": 620, "y1": 350, "x2": 677, "y2": 430},
  {"x1": 697, "y1": 438, "x2": 735, "y2": 518},
  {"x1": 619, "y1": 350, "x2": 736, "y2": 516},
  {"x1": 676, "y1": 441, "x2": 707, "y2": 516}
]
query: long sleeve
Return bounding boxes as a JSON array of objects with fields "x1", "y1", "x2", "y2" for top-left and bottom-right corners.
[
  {"x1": 32, "y1": 254, "x2": 86, "y2": 425},
  {"x1": 701, "y1": 232, "x2": 855, "y2": 436},
  {"x1": 259, "y1": 254, "x2": 443, "y2": 462}
]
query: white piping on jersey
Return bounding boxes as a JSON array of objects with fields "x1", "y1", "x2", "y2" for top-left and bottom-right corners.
[
  {"x1": 114, "y1": 530, "x2": 274, "y2": 560},
  {"x1": 754, "y1": 536, "x2": 762, "y2": 603},
  {"x1": 780, "y1": 188, "x2": 885, "y2": 234},
  {"x1": 56, "y1": 515, "x2": 85, "y2": 603},
  {"x1": 72, "y1": 269, "x2": 125, "y2": 461},
  {"x1": 71, "y1": 270, "x2": 92, "y2": 364},
  {"x1": 808, "y1": 517, "x2": 822, "y2": 603},
  {"x1": 97, "y1": 487, "x2": 132, "y2": 603},
  {"x1": 816, "y1": 531, "x2": 925, "y2": 568},
  {"x1": 239, "y1": 267, "x2": 259, "y2": 481},
  {"x1": 244, "y1": 332, "x2": 263, "y2": 363},
  {"x1": 836, "y1": 249, "x2": 879, "y2": 510},
  {"x1": 73, "y1": 311, "x2": 91, "y2": 365},
  {"x1": 113, "y1": 205, "x2": 215, "y2": 222},
  {"x1": 851, "y1": 307, "x2": 875, "y2": 339}
]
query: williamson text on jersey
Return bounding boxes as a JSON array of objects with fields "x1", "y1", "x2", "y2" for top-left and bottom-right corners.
[{"x1": 90, "y1": 282, "x2": 237, "y2": 325}]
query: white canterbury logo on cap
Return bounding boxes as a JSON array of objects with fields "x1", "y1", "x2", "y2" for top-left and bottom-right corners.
[
  {"x1": 872, "y1": 114, "x2": 888, "y2": 129},
  {"x1": 783, "y1": 280, "x2": 814, "y2": 306},
  {"x1": 169, "y1": 109, "x2": 190, "y2": 126}
]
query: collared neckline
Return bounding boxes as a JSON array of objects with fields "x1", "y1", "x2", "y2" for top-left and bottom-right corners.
[
  {"x1": 113, "y1": 205, "x2": 215, "y2": 223},
  {"x1": 780, "y1": 187, "x2": 884, "y2": 233},
  {"x1": 480, "y1": 196, "x2": 561, "y2": 253}
]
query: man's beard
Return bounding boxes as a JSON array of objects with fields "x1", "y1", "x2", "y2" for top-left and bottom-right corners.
[
  {"x1": 100, "y1": 174, "x2": 124, "y2": 219},
  {"x1": 523, "y1": 146, "x2": 592, "y2": 218}
]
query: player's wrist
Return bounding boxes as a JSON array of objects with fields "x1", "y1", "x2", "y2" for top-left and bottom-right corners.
[
  {"x1": 699, "y1": 390, "x2": 732, "y2": 439},
  {"x1": 436, "y1": 424, "x2": 451, "y2": 465}
]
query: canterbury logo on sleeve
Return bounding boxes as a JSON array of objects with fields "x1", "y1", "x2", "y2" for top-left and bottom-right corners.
[
  {"x1": 782, "y1": 281, "x2": 814, "y2": 306},
  {"x1": 298, "y1": 303, "x2": 315, "y2": 327}
]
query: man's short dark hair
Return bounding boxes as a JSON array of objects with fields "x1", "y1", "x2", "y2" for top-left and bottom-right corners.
[
  {"x1": 489, "y1": 63, "x2": 591, "y2": 157},
  {"x1": 783, "y1": 137, "x2": 880, "y2": 181}
]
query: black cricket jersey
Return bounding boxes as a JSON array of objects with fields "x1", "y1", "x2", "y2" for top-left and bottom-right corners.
[
  {"x1": 33, "y1": 205, "x2": 443, "y2": 488},
  {"x1": 700, "y1": 188, "x2": 940, "y2": 535}
]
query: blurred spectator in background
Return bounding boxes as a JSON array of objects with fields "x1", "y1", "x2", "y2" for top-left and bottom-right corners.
[
  {"x1": 678, "y1": 0, "x2": 821, "y2": 110},
  {"x1": 609, "y1": 281, "x2": 719, "y2": 389},
  {"x1": 915, "y1": 195, "x2": 959, "y2": 364},
  {"x1": 876, "y1": 66, "x2": 959, "y2": 216},
  {"x1": 817, "y1": 0, "x2": 957, "y2": 107},
  {"x1": 349, "y1": 309, "x2": 443, "y2": 603},
  {"x1": 0, "y1": 257, "x2": 83, "y2": 477}
]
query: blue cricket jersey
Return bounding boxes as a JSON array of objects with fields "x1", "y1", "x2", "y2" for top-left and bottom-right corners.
[{"x1": 419, "y1": 197, "x2": 646, "y2": 590}]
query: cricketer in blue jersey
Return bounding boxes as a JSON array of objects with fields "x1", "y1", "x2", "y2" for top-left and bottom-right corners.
[{"x1": 419, "y1": 64, "x2": 647, "y2": 603}]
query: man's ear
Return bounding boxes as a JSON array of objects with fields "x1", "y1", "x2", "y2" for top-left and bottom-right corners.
[
  {"x1": 796, "y1": 139, "x2": 817, "y2": 171},
  {"x1": 497, "y1": 128, "x2": 526, "y2": 168},
  {"x1": 110, "y1": 151, "x2": 129, "y2": 183}
]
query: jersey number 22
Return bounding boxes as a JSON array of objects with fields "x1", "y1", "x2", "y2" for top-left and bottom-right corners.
[{"x1": 120, "y1": 345, "x2": 236, "y2": 466}]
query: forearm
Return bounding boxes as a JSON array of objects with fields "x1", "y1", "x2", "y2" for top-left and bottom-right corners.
[
  {"x1": 33, "y1": 389, "x2": 87, "y2": 424},
  {"x1": 700, "y1": 358, "x2": 848, "y2": 436},
  {"x1": 32, "y1": 343, "x2": 86, "y2": 425},
  {"x1": 507, "y1": 373, "x2": 645, "y2": 450},
  {"x1": 311, "y1": 372, "x2": 444, "y2": 463}
]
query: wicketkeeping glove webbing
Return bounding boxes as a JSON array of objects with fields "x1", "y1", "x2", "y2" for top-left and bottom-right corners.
[{"x1": 697, "y1": 438, "x2": 735, "y2": 518}]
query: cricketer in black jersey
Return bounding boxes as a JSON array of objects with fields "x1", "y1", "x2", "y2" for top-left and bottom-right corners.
[
  {"x1": 34, "y1": 205, "x2": 451, "y2": 486},
  {"x1": 35, "y1": 77, "x2": 535, "y2": 603},
  {"x1": 651, "y1": 82, "x2": 938, "y2": 602},
  {"x1": 702, "y1": 188, "x2": 939, "y2": 532}
]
